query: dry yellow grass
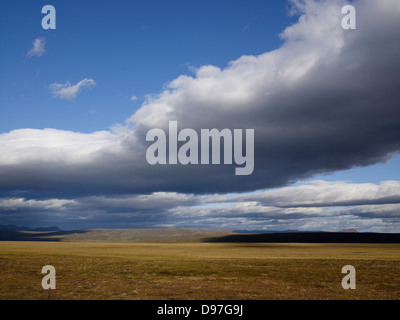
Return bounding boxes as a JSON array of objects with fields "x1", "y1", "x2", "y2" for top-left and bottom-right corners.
[{"x1": 0, "y1": 241, "x2": 399, "y2": 300}]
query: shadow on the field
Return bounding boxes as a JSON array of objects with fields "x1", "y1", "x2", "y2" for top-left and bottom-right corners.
[
  {"x1": 0, "y1": 229, "x2": 89, "y2": 241},
  {"x1": 202, "y1": 232, "x2": 400, "y2": 243}
]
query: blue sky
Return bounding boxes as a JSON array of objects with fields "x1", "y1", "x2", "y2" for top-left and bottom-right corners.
[
  {"x1": 1, "y1": 0, "x2": 293, "y2": 133},
  {"x1": 311, "y1": 155, "x2": 400, "y2": 184},
  {"x1": 1, "y1": 0, "x2": 400, "y2": 231}
]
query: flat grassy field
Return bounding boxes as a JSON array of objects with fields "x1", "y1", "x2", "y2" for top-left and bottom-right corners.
[{"x1": 0, "y1": 241, "x2": 399, "y2": 300}]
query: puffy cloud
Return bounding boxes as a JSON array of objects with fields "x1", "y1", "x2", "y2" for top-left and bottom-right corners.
[
  {"x1": 2, "y1": 0, "x2": 400, "y2": 195},
  {"x1": 237, "y1": 180, "x2": 400, "y2": 207},
  {"x1": 0, "y1": 127, "x2": 139, "y2": 196},
  {"x1": 126, "y1": 0, "x2": 400, "y2": 193},
  {"x1": 27, "y1": 37, "x2": 45, "y2": 57},
  {"x1": 49, "y1": 78, "x2": 96, "y2": 100},
  {"x1": 0, "y1": 181, "x2": 399, "y2": 232},
  {"x1": 0, "y1": 128, "x2": 118, "y2": 165},
  {"x1": 164, "y1": 180, "x2": 400, "y2": 231},
  {"x1": 1, "y1": 0, "x2": 395, "y2": 196},
  {"x1": 0, "y1": 198, "x2": 75, "y2": 211}
]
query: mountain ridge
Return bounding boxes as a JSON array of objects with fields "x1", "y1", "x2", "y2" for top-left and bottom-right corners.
[
  {"x1": 0, "y1": 224, "x2": 62, "y2": 232},
  {"x1": 0, "y1": 227, "x2": 399, "y2": 243}
]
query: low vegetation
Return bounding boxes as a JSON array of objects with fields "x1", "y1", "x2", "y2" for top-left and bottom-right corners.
[{"x1": 0, "y1": 241, "x2": 399, "y2": 300}]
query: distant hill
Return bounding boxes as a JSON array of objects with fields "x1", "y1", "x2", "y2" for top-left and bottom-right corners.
[
  {"x1": 0, "y1": 228, "x2": 399, "y2": 243},
  {"x1": 0, "y1": 228, "x2": 233, "y2": 242},
  {"x1": 51, "y1": 228, "x2": 234, "y2": 242},
  {"x1": 338, "y1": 228, "x2": 359, "y2": 233},
  {"x1": 0, "y1": 224, "x2": 62, "y2": 232}
]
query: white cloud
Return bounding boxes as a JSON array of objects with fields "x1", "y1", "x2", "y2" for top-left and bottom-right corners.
[
  {"x1": 1, "y1": 0, "x2": 398, "y2": 196},
  {"x1": 49, "y1": 78, "x2": 96, "y2": 100},
  {"x1": 128, "y1": 0, "x2": 346, "y2": 129},
  {"x1": 1, "y1": 180, "x2": 399, "y2": 232},
  {"x1": 0, "y1": 198, "x2": 75, "y2": 211},
  {"x1": 237, "y1": 180, "x2": 400, "y2": 207},
  {"x1": 0, "y1": 128, "x2": 119, "y2": 165},
  {"x1": 27, "y1": 38, "x2": 46, "y2": 57},
  {"x1": 131, "y1": 95, "x2": 138, "y2": 101}
]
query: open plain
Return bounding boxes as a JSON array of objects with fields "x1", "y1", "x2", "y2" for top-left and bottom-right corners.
[{"x1": 0, "y1": 239, "x2": 399, "y2": 300}]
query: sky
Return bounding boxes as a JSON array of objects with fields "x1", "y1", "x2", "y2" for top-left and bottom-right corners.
[{"x1": 0, "y1": 0, "x2": 400, "y2": 232}]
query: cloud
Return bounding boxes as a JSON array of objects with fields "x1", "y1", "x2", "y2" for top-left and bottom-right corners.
[
  {"x1": 49, "y1": 78, "x2": 96, "y2": 100},
  {"x1": 0, "y1": 181, "x2": 399, "y2": 232},
  {"x1": 237, "y1": 180, "x2": 400, "y2": 208},
  {"x1": 1, "y1": 0, "x2": 399, "y2": 196},
  {"x1": 131, "y1": 95, "x2": 138, "y2": 101},
  {"x1": 126, "y1": 0, "x2": 400, "y2": 193},
  {"x1": 27, "y1": 38, "x2": 46, "y2": 57},
  {"x1": 163, "y1": 180, "x2": 400, "y2": 231},
  {"x1": 1, "y1": 0, "x2": 400, "y2": 196}
]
